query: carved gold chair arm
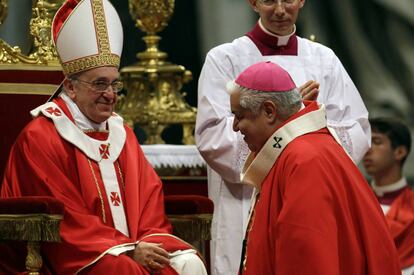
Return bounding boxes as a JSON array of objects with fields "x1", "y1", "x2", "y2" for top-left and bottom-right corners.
[{"x1": 0, "y1": 213, "x2": 63, "y2": 275}]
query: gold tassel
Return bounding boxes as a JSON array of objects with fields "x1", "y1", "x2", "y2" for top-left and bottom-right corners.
[
  {"x1": 168, "y1": 214, "x2": 212, "y2": 242},
  {"x1": 0, "y1": 214, "x2": 63, "y2": 242}
]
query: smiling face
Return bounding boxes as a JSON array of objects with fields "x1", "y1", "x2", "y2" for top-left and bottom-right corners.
[
  {"x1": 230, "y1": 91, "x2": 276, "y2": 152},
  {"x1": 64, "y1": 66, "x2": 119, "y2": 123},
  {"x1": 249, "y1": 0, "x2": 305, "y2": 36}
]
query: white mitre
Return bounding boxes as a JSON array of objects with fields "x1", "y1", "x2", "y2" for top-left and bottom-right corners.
[{"x1": 52, "y1": 0, "x2": 123, "y2": 76}]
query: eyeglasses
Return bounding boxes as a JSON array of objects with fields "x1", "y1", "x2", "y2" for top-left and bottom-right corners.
[
  {"x1": 258, "y1": 0, "x2": 297, "y2": 7},
  {"x1": 71, "y1": 78, "x2": 124, "y2": 93}
]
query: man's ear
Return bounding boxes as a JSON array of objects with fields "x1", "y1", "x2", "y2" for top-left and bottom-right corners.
[
  {"x1": 299, "y1": 0, "x2": 305, "y2": 8},
  {"x1": 262, "y1": 101, "x2": 277, "y2": 123},
  {"x1": 63, "y1": 78, "x2": 76, "y2": 100},
  {"x1": 394, "y1": 146, "x2": 408, "y2": 162},
  {"x1": 248, "y1": 0, "x2": 259, "y2": 12}
]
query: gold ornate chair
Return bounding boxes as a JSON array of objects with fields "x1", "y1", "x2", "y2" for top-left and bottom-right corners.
[
  {"x1": 0, "y1": 197, "x2": 64, "y2": 274},
  {"x1": 165, "y1": 194, "x2": 213, "y2": 243},
  {"x1": 165, "y1": 194, "x2": 213, "y2": 273}
]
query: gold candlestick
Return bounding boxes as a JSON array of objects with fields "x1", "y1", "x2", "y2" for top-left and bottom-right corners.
[{"x1": 117, "y1": 0, "x2": 196, "y2": 144}]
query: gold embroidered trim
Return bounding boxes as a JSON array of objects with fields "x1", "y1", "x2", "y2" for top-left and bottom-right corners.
[
  {"x1": 83, "y1": 129, "x2": 109, "y2": 134},
  {"x1": 115, "y1": 161, "x2": 125, "y2": 191},
  {"x1": 62, "y1": 54, "x2": 120, "y2": 75},
  {"x1": 88, "y1": 159, "x2": 106, "y2": 223},
  {"x1": 242, "y1": 192, "x2": 260, "y2": 272},
  {"x1": 92, "y1": 0, "x2": 110, "y2": 55}
]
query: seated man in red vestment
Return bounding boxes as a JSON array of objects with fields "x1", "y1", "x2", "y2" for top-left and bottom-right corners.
[
  {"x1": 0, "y1": 0, "x2": 207, "y2": 274},
  {"x1": 228, "y1": 61, "x2": 401, "y2": 275},
  {"x1": 363, "y1": 117, "x2": 414, "y2": 274}
]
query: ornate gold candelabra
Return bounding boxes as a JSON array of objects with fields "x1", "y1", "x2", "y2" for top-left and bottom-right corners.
[
  {"x1": 117, "y1": 0, "x2": 196, "y2": 144},
  {"x1": 0, "y1": 0, "x2": 62, "y2": 65}
]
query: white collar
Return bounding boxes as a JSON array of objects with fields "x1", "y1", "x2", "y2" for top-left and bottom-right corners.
[
  {"x1": 258, "y1": 19, "x2": 296, "y2": 46},
  {"x1": 60, "y1": 92, "x2": 107, "y2": 131},
  {"x1": 371, "y1": 177, "x2": 407, "y2": 197}
]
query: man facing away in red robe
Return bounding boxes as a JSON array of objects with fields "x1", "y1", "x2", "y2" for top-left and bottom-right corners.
[
  {"x1": 363, "y1": 117, "x2": 414, "y2": 274},
  {"x1": 0, "y1": 0, "x2": 207, "y2": 274},
  {"x1": 227, "y1": 61, "x2": 401, "y2": 275}
]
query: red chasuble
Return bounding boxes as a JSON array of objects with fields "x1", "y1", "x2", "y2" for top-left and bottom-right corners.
[
  {"x1": 386, "y1": 188, "x2": 414, "y2": 269},
  {"x1": 1, "y1": 99, "x2": 193, "y2": 275},
  {"x1": 241, "y1": 102, "x2": 401, "y2": 275}
]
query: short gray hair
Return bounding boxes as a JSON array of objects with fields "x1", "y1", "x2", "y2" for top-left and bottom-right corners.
[
  {"x1": 62, "y1": 71, "x2": 84, "y2": 93},
  {"x1": 238, "y1": 85, "x2": 302, "y2": 119}
]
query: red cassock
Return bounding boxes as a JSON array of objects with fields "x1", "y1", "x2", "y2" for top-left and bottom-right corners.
[
  {"x1": 386, "y1": 188, "x2": 414, "y2": 269},
  {"x1": 241, "y1": 103, "x2": 401, "y2": 275},
  {"x1": 1, "y1": 98, "x2": 194, "y2": 275}
]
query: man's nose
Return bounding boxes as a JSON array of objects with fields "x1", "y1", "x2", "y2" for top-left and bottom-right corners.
[
  {"x1": 274, "y1": 2, "x2": 286, "y2": 16},
  {"x1": 365, "y1": 147, "x2": 373, "y2": 156},
  {"x1": 103, "y1": 87, "x2": 117, "y2": 99}
]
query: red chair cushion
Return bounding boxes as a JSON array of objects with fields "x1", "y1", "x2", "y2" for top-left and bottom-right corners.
[{"x1": 0, "y1": 196, "x2": 65, "y2": 215}]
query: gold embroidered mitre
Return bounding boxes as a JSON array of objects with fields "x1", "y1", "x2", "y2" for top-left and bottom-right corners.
[{"x1": 52, "y1": 0, "x2": 123, "y2": 76}]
